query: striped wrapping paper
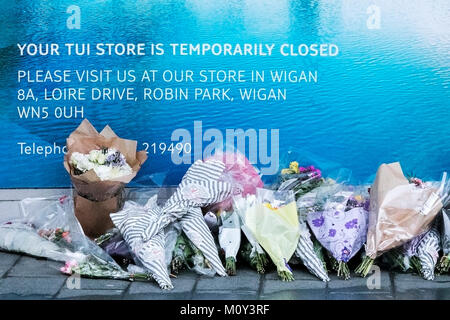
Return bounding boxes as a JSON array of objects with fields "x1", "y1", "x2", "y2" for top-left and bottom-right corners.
[
  {"x1": 416, "y1": 223, "x2": 441, "y2": 280},
  {"x1": 142, "y1": 159, "x2": 233, "y2": 276},
  {"x1": 294, "y1": 220, "x2": 330, "y2": 282},
  {"x1": 110, "y1": 196, "x2": 173, "y2": 289}
]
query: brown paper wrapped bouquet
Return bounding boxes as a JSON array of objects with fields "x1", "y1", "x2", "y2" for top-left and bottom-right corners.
[
  {"x1": 355, "y1": 162, "x2": 446, "y2": 277},
  {"x1": 64, "y1": 119, "x2": 147, "y2": 238}
]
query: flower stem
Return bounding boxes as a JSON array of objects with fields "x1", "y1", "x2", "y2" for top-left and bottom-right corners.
[
  {"x1": 252, "y1": 252, "x2": 268, "y2": 274},
  {"x1": 327, "y1": 252, "x2": 339, "y2": 272},
  {"x1": 337, "y1": 261, "x2": 350, "y2": 280},
  {"x1": 225, "y1": 257, "x2": 236, "y2": 276},
  {"x1": 410, "y1": 256, "x2": 422, "y2": 275},
  {"x1": 355, "y1": 256, "x2": 374, "y2": 277},
  {"x1": 437, "y1": 255, "x2": 450, "y2": 274},
  {"x1": 278, "y1": 270, "x2": 294, "y2": 281}
]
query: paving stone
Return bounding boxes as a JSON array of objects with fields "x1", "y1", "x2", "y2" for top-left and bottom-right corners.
[
  {"x1": 260, "y1": 289, "x2": 327, "y2": 300},
  {"x1": 128, "y1": 278, "x2": 196, "y2": 294},
  {"x1": 264, "y1": 269, "x2": 323, "y2": 281},
  {"x1": 262, "y1": 279, "x2": 326, "y2": 295},
  {"x1": 196, "y1": 269, "x2": 260, "y2": 293},
  {"x1": 7, "y1": 256, "x2": 65, "y2": 278},
  {"x1": 125, "y1": 293, "x2": 190, "y2": 300},
  {"x1": 328, "y1": 292, "x2": 394, "y2": 300},
  {"x1": 57, "y1": 289, "x2": 124, "y2": 299},
  {"x1": 0, "y1": 252, "x2": 21, "y2": 266},
  {"x1": 0, "y1": 276, "x2": 65, "y2": 297},
  {"x1": 393, "y1": 273, "x2": 450, "y2": 299},
  {"x1": 192, "y1": 292, "x2": 260, "y2": 300},
  {"x1": 327, "y1": 272, "x2": 391, "y2": 293},
  {"x1": 63, "y1": 278, "x2": 129, "y2": 290}
]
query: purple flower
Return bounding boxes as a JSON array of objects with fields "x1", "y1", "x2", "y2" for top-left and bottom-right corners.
[
  {"x1": 312, "y1": 216, "x2": 324, "y2": 227},
  {"x1": 345, "y1": 218, "x2": 358, "y2": 229},
  {"x1": 341, "y1": 247, "x2": 351, "y2": 262},
  {"x1": 106, "y1": 151, "x2": 126, "y2": 167},
  {"x1": 328, "y1": 229, "x2": 336, "y2": 237}
]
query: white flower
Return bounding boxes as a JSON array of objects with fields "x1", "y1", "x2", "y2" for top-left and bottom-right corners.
[
  {"x1": 88, "y1": 150, "x2": 101, "y2": 162},
  {"x1": 70, "y1": 148, "x2": 132, "y2": 180},
  {"x1": 96, "y1": 153, "x2": 107, "y2": 165}
]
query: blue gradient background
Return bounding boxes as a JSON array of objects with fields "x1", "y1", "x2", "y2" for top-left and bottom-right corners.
[{"x1": 0, "y1": 0, "x2": 449, "y2": 187}]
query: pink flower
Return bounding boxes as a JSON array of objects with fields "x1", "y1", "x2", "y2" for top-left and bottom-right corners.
[
  {"x1": 60, "y1": 260, "x2": 78, "y2": 275},
  {"x1": 62, "y1": 232, "x2": 72, "y2": 243},
  {"x1": 299, "y1": 167, "x2": 306, "y2": 172}
]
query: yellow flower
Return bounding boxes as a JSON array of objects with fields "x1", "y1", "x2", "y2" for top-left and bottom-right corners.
[
  {"x1": 289, "y1": 161, "x2": 299, "y2": 174},
  {"x1": 264, "y1": 202, "x2": 276, "y2": 210}
]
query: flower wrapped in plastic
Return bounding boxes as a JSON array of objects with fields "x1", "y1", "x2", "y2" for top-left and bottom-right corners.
[
  {"x1": 170, "y1": 231, "x2": 216, "y2": 277},
  {"x1": 278, "y1": 161, "x2": 324, "y2": 200},
  {"x1": 141, "y1": 159, "x2": 233, "y2": 277},
  {"x1": 110, "y1": 196, "x2": 173, "y2": 289},
  {"x1": 355, "y1": 163, "x2": 448, "y2": 277},
  {"x1": 233, "y1": 195, "x2": 269, "y2": 274},
  {"x1": 306, "y1": 185, "x2": 369, "y2": 279},
  {"x1": 64, "y1": 119, "x2": 147, "y2": 238},
  {"x1": 235, "y1": 189, "x2": 300, "y2": 281},
  {"x1": 437, "y1": 207, "x2": 450, "y2": 273},
  {"x1": 218, "y1": 210, "x2": 241, "y2": 275},
  {"x1": 412, "y1": 222, "x2": 441, "y2": 280},
  {"x1": 295, "y1": 189, "x2": 330, "y2": 282},
  {"x1": 381, "y1": 235, "x2": 423, "y2": 273},
  {"x1": 0, "y1": 195, "x2": 137, "y2": 281},
  {"x1": 203, "y1": 151, "x2": 264, "y2": 275}
]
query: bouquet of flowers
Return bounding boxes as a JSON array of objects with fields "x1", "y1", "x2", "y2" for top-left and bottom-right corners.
[
  {"x1": 64, "y1": 119, "x2": 147, "y2": 238},
  {"x1": 438, "y1": 208, "x2": 450, "y2": 273},
  {"x1": 233, "y1": 195, "x2": 269, "y2": 274},
  {"x1": 277, "y1": 161, "x2": 324, "y2": 199},
  {"x1": 70, "y1": 148, "x2": 132, "y2": 181},
  {"x1": 204, "y1": 151, "x2": 264, "y2": 275},
  {"x1": 0, "y1": 195, "x2": 133, "y2": 282},
  {"x1": 306, "y1": 185, "x2": 369, "y2": 279},
  {"x1": 110, "y1": 196, "x2": 174, "y2": 289},
  {"x1": 140, "y1": 159, "x2": 234, "y2": 277},
  {"x1": 295, "y1": 189, "x2": 331, "y2": 282},
  {"x1": 356, "y1": 163, "x2": 447, "y2": 277},
  {"x1": 0, "y1": 222, "x2": 85, "y2": 263},
  {"x1": 381, "y1": 236, "x2": 422, "y2": 273},
  {"x1": 411, "y1": 222, "x2": 441, "y2": 280},
  {"x1": 218, "y1": 210, "x2": 241, "y2": 275},
  {"x1": 236, "y1": 188, "x2": 300, "y2": 281},
  {"x1": 170, "y1": 231, "x2": 216, "y2": 277}
]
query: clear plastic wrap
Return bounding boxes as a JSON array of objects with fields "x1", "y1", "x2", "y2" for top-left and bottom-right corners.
[
  {"x1": 415, "y1": 222, "x2": 441, "y2": 280},
  {"x1": 140, "y1": 159, "x2": 231, "y2": 277},
  {"x1": 438, "y1": 208, "x2": 450, "y2": 272},
  {"x1": 110, "y1": 196, "x2": 173, "y2": 289},
  {"x1": 0, "y1": 195, "x2": 141, "y2": 281},
  {"x1": 356, "y1": 164, "x2": 448, "y2": 277},
  {"x1": 233, "y1": 195, "x2": 268, "y2": 274},
  {"x1": 305, "y1": 184, "x2": 369, "y2": 279},
  {"x1": 218, "y1": 210, "x2": 241, "y2": 275},
  {"x1": 236, "y1": 188, "x2": 300, "y2": 281}
]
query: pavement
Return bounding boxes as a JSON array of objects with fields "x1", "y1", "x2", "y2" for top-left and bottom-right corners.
[{"x1": 0, "y1": 188, "x2": 449, "y2": 300}]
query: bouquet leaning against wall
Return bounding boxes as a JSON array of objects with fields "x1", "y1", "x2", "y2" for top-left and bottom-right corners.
[{"x1": 64, "y1": 119, "x2": 147, "y2": 239}]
